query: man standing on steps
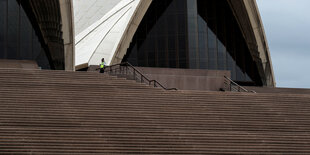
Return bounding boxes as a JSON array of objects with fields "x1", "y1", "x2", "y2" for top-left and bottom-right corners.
[{"x1": 99, "y1": 58, "x2": 106, "y2": 74}]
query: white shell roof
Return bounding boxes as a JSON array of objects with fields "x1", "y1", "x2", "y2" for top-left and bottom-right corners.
[{"x1": 74, "y1": 0, "x2": 140, "y2": 67}]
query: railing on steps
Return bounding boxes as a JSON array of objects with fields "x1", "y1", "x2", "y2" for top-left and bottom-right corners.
[
  {"x1": 223, "y1": 76, "x2": 256, "y2": 93},
  {"x1": 104, "y1": 62, "x2": 177, "y2": 91}
]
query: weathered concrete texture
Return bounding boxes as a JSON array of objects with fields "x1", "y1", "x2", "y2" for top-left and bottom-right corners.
[
  {"x1": 111, "y1": 0, "x2": 152, "y2": 65},
  {"x1": 0, "y1": 59, "x2": 38, "y2": 69},
  {"x1": 29, "y1": 0, "x2": 65, "y2": 70},
  {"x1": 60, "y1": 0, "x2": 75, "y2": 71},
  {"x1": 136, "y1": 67, "x2": 231, "y2": 91},
  {"x1": 228, "y1": 0, "x2": 275, "y2": 87},
  {"x1": 243, "y1": 0, "x2": 275, "y2": 87},
  {"x1": 24, "y1": 0, "x2": 75, "y2": 71}
]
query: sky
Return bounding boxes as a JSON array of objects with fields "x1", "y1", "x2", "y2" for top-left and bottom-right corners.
[{"x1": 257, "y1": 0, "x2": 310, "y2": 88}]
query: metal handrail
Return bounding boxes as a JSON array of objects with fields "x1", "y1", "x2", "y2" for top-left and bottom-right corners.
[
  {"x1": 104, "y1": 62, "x2": 177, "y2": 91},
  {"x1": 224, "y1": 76, "x2": 254, "y2": 93}
]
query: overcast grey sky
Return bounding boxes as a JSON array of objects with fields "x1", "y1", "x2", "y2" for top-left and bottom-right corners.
[{"x1": 257, "y1": 0, "x2": 310, "y2": 88}]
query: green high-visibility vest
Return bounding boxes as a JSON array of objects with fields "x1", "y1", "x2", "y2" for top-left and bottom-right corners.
[{"x1": 100, "y1": 62, "x2": 105, "y2": 69}]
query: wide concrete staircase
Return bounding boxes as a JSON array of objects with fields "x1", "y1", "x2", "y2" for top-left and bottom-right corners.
[
  {"x1": 244, "y1": 86, "x2": 310, "y2": 95},
  {"x1": 1, "y1": 69, "x2": 310, "y2": 154}
]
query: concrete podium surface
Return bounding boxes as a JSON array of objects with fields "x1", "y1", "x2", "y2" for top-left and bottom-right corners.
[
  {"x1": 0, "y1": 59, "x2": 39, "y2": 69},
  {"x1": 136, "y1": 67, "x2": 231, "y2": 91}
]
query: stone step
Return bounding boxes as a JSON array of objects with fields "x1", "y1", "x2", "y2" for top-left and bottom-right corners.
[{"x1": 1, "y1": 68, "x2": 310, "y2": 154}]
